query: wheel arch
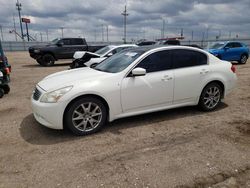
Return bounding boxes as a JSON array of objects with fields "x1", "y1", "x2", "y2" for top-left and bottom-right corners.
[
  {"x1": 42, "y1": 51, "x2": 57, "y2": 60},
  {"x1": 201, "y1": 80, "x2": 225, "y2": 99},
  {"x1": 63, "y1": 94, "x2": 110, "y2": 129}
]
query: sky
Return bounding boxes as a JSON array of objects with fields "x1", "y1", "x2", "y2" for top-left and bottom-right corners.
[{"x1": 0, "y1": 0, "x2": 250, "y2": 42}]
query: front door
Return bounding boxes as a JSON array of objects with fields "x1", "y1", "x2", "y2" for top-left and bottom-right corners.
[{"x1": 121, "y1": 50, "x2": 174, "y2": 112}]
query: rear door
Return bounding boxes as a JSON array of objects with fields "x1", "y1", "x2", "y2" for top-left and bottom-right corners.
[{"x1": 172, "y1": 49, "x2": 209, "y2": 104}]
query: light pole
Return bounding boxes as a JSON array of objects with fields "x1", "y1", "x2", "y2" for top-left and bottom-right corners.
[
  {"x1": 60, "y1": 27, "x2": 64, "y2": 38},
  {"x1": 162, "y1": 18, "x2": 165, "y2": 38},
  {"x1": 121, "y1": 5, "x2": 129, "y2": 44},
  {"x1": 16, "y1": 0, "x2": 24, "y2": 40},
  {"x1": 0, "y1": 25, "x2": 3, "y2": 41},
  {"x1": 13, "y1": 15, "x2": 17, "y2": 41}
]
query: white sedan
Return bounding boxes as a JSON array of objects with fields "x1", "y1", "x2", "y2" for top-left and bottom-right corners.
[
  {"x1": 71, "y1": 44, "x2": 137, "y2": 68},
  {"x1": 32, "y1": 46, "x2": 237, "y2": 136}
]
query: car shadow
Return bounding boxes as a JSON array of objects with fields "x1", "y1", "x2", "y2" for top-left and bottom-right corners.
[{"x1": 19, "y1": 103, "x2": 228, "y2": 145}]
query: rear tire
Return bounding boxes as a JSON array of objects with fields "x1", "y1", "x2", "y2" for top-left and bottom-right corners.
[
  {"x1": 0, "y1": 88, "x2": 4, "y2": 98},
  {"x1": 239, "y1": 54, "x2": 247, "y2": 64},
  {"x1": 2, "y1": 85, "x2": 10, "y2": 94},
  {"x1": 64, "y1": 97, "x2": 107, "y2": 136},
  {"x1": 40, "y1": 54, "x2": 55, "y2": 66},
  {"x1": 70, "y1": 59, "x2": 86, "y2": 69},
  {"x1": 198, "y1": 83, "x2": 222, "y2": 111}
]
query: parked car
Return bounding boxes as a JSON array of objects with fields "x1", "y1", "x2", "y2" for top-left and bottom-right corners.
[
  {"x1": 136, "y1": 41, "x2": 156, "y2": 46},
  {"x1": 0, "y1": 50, "x2": 11, "y2": 98},
  {"x1": 157, "y1": 39, "x2": 180, "y2": 45},
  {"x1": 31, "y1": 46, "x2": 237, "y2": 136},
  {"x1": 70, "y1": 44, "x2": 138, "y2": 69},
  {"x1": 208, "y1": 41, "x2": 249, "y2": 64},
  {"x1": 29, "y1": 38, "x2": 106, "y2": 66}
]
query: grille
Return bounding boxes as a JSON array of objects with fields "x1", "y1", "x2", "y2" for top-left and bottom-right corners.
[{"x1": 33, "y1": 87, "x2": 42, "y2": 101}]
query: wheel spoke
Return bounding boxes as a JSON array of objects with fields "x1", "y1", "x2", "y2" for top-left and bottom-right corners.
[{"x1": 73, "y1": 116, "x2": 84, "y2": 121}]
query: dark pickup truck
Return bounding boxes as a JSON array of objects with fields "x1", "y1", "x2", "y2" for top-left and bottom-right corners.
[{"x1": 29, "y1": 38, "x2": 105, "y2": 66}]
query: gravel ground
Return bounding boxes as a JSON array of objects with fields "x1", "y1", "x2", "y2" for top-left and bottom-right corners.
[{"x1": 0, "y1": 52, "x2": 250, "y2": 188}]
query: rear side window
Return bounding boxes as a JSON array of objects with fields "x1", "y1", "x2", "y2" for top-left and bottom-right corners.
[
  {"x1": 173, "y1": 49, "x2": 207, "y2": 69},
  {"x1": 233, "y1": 42, "x2": 242, "y2": 48},
  {"x1": 71, "y1": 38, "x2": 84, "y2": 45},
  {"x1": 136, "y1": 50, "x2": 172, "y2": 73}
]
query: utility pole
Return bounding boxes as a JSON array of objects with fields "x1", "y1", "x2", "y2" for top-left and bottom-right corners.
[
  {"x1": 94, "y1": 29, "x2": 96, "y2": 42},
  {"x1": 40, "y1": 32, "x2": 43, "y2": 42},
  {"x1": 162, "y1": 19, "x2": 165, "y2": 38},
  {"x1": 16, "y1": 0, "x2": 24, "y2": 40},
  {"x1": 0, "y1": 25, "x2": 3, "y2": 41},
  {"x1": 191, "y1": 30, "x2": 194, "y2": 40},
  {"x1": 46, "y1": 29, "x2": 49, "y2": 41},
  {"x1": 106, "y1": 25, "x2": 109, "y2": 42},
  {"x1": 101, "y1": 24, "x2": 104, "y2": 42},
  {"x1": 13, "y1": 15, "x2": 18, "y2": 41},
  {"x1": 121, "y1": 5, "x2": 129, "y2": 44},
  {"x1": 60, "y1": 27, "x2": 64, "y2": 38},
  {"x1": 181, "y1": 28, "x2": 183, "y2": 37}
]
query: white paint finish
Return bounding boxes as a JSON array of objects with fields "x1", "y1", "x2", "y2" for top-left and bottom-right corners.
[
  {"x1": 31, "y1": 46, "x2": 237, "y2": 130},
  {"x1": 121, "y1": 70, "x2": 174, "y2": 112}
]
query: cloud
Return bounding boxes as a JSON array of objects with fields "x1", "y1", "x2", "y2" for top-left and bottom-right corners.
[{"x1": 0, "y1": 0, "x2": 249, "y2": 42}]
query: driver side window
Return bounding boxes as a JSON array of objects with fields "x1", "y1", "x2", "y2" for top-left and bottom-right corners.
[
  {"x1": 136, "y1": 50, "x2": 172, "y2": 73},
  {"x1": 225, "y1": 43, "x2": 234, "y2": 48}
]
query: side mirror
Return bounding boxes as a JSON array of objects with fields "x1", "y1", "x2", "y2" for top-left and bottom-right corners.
[
  {"x1": 57, "y1": 41, "x2": 64, "y2": 47},
  {"x1": 131, "y1": 67, "x2": 146, "y2": 76},
  {"x1": 106, "y1": 53, "x2": 113, "y2": 57}
]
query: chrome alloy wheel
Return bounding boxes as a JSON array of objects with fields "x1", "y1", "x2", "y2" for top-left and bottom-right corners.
[
  {"x1": 72, "y1": 102, "x2": 102, "y2": 132},
  {"x1": 203, "y1": 86, "x2": 221, "y2": 109},
  {"x1": 241, "y1": 55, "x2": 247, "y2": 64}
]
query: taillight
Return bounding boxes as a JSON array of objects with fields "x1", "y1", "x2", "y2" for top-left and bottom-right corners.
[
  {"x1": 231, "y1": 65, "x2": 236, "y2": 73},
  {"x1": 5, "y1": 68, "x2": 10, "y2": 74}
]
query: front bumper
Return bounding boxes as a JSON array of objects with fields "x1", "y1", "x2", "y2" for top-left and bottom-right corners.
[{"x1": 31, "y1": 96, "x2": 67, "y2": 130}]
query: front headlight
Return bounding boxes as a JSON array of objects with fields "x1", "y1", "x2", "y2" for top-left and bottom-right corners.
[
  {"x1": 34, "y1": 49, "x2": 40, "y2": 53},
  {"x1": 40, "y1": 86, "x2": 73, "y2": 103}
]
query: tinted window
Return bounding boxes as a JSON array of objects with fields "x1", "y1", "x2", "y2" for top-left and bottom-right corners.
[
  {"x1": 72, "y1": 38, "x2": 84, "y2": 45},
  {"x1": 62, "y1": 39, "x2": 70, "y2": 45},
  {"x1": 233, "y1": 42, "x2": 242, "y2": 48},
  {"x1": 136, "y1": 50, "x2": 172, "y2": 73},
  {"x1": 225, "y1": 43, "x2": 234, "y2": 48},
  {"x1": 173, "y1": 49, "x2": 207, "y2": 69}
]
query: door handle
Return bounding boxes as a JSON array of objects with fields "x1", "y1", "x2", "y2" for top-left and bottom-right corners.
[
  {"x1": 161, "y1": 75, "x2": 173, "y2": 81},
  {"x1": 200, "y1": 69, "x2": 209, "y2": 74}
]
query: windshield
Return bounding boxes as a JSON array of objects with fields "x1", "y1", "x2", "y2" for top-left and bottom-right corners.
[
  {"x1": 94, "y1": 50, "x2": 144, "y2": 73},
  {"x1": 95, "y1": 46, "x2": 113, "y2": 56},
  {"x1": 50, "y1": 38, "x2": 60, "y2": 45},
  {"x1": 210, "y1": 42, "x2": 225, "y2": 49}
]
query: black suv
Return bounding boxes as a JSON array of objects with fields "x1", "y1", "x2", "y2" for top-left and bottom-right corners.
[{"x1": 29, "y1": 38, "x2": 104, "y2": 66}]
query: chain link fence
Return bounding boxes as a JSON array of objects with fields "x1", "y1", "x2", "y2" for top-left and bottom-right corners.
[{"x1": 2, "y1": 38, "x2": 250, "y2": 51}]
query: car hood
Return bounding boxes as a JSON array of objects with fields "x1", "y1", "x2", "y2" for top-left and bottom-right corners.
[
  {"x1": 38, "y1": 67, "x2": 110, "y2": 91},
  {"x1": 73, "y1": 51, "x2": 101, "y2": 59}
]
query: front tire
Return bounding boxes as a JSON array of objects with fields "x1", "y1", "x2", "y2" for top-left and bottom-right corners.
[
  {"x1": 40, "y1": 54, "x2": 55, "y2": 66},
  {"x1": 64, "y1": 97, "x2": 107, "y2": 136},
  {"x1": 198, "y1": 83, "x2": 222, "y2": 111},
  {"x1": 239, "y1": 54, "x2": 248, "y2": 64}
]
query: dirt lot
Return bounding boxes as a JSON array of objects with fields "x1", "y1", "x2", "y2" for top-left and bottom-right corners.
[{"x1": 0, "y1": 52, "x2": 250, "y2": 188}]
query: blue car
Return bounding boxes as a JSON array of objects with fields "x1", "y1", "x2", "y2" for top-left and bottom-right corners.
[{"x1": 208, "y1": 41, "x2": 249, "y2": 64}]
